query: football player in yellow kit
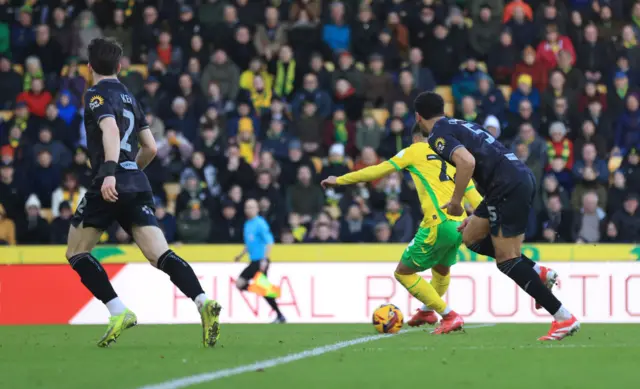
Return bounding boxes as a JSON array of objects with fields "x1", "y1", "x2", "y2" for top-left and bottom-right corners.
[{"x1": 322, "y1": 125, "x2": 482, "y2": 334}]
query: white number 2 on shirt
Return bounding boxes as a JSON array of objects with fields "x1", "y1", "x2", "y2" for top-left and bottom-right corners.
[{"x1": 120, "y1": 109, "x2": 135, "y2": 151}]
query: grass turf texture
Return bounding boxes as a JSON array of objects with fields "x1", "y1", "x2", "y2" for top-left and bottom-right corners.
[{"x1": 0, "y1": 324, "x2": 637, "y2": 389}]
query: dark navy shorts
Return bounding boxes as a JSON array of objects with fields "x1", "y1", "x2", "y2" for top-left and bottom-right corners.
[
  {"x1": 474, "y1": 170, "x2": 536, "y2": 238},
  {"x1": 239, "y1": 259, "x2": 270, "y2": 280},
  {"x1": 71, "y1": 190, "x2": 158, "y2": 234}
]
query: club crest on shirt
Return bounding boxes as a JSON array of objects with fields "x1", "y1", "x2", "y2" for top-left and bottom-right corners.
[
  {"x1": 435, "y1": 137, "x2": 446, "y2": 153},
  {"x1": 89, "y1": 95, "x2": 104, "y2": 110}
]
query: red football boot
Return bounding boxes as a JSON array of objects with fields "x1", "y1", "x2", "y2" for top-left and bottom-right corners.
[
  {"x1": 431, "y1": 311, "x2": 464, "y2": 335},
  {"x1": 538, "y1": 315, "x2": 581, "y2": 341},
  {"x1": 408, "y1": 309, "x2": 438, "y2": 327}
]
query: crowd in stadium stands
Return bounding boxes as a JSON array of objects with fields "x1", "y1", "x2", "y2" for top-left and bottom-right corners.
[{"x1": 1, "y1": 0, "x2": 640, "y2": 246}]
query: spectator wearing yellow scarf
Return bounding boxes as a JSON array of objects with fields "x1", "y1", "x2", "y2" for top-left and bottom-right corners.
[
  {"x1": 250, "y1": 75, "x2": 272, "y2": 117},
  {"x1": 237, "y1": 118, "x2": 257, "y2": 165},
  {"x1": 239, "y1": 58, "x2": 273, "y2": 94}
]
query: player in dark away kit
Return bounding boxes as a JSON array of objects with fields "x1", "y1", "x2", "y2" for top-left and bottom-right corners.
[
  {"x1": 66, "y1": 38, "x2": 221, "y2": 347},
  {"x1": 413, "y1": 91, "x2": 580, "y2": 340}
]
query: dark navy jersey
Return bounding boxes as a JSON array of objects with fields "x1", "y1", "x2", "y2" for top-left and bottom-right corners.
[
  {"x1": 427, "y1": 117, "x2": 529, "y2": 194},
  {"x1": 84, "y1": 79, "x2": 152, "y2": 193}
]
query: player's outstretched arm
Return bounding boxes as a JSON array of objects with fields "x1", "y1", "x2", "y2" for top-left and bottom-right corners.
[
  {"x1": 321, "y1": 161, "x2": 396, "y2": 188},
  {"x1": 442, "y1": 147, "x2": 475, "y2": 216},
  {"x1": 136, "y1": 128, "x2": 158, "y2": 170}
]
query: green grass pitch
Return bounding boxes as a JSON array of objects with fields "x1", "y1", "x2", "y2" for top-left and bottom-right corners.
[{"x1": 0, "y1": 323, "x2": 637, "y2": 389}]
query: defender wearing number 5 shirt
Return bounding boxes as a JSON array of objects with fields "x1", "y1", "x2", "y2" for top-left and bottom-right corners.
[
  {"x1": 322, "y1": 126, "x2": 483, "y2": 334},
  {"x1": 413, "y1": 91, "x2": 579, "y2": 341},
  {"x1": 234, "y1": 199, "x2": 286, "y2": 323}
]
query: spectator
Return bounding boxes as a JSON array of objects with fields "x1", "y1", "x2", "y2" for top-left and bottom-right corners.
[
  {"x1": 538, "y1": 194, "x2": 575, "y2": 242},
  {"x1": 555, "y1": 50, "x2": 584, "y2": 96},
  {"x1": 0, "y1": 161, "x2": 26, "y2": 223},
  {"x1": 292, "y1": 99, "x2": 323, "y2": 155},
  {"x1": 227, "y1": 26, "x2": 256, "y2": 71},
  {"x1": 567, "y1": 10, "x2": 584, "y2": 48},
  {"x1": 308, "y1": 52, "x2": 331, "y2": 92},
  {"x1": 307, "y1": 212, "x2": 340, "y2": 242},
  {"x1": 505, "y1": 3, "x2": 536, "y2": 50},
  {"x1": 32, "y1": 127, "x2": 71, "y2": 169},
  {"x1": 452, "y1": 57, "x2": 484, "y2": 105},
  {"x1": 254, "y1": 7, "x2": 287, "y2": 62},
  {"x1": 458, "y1": 95, "x2": 485, "y2": 124},
  {"x1": 323, "y1": 108, "x2": 356, "y2": 157},
  {"x1": 346, "y1": 4, "x2": 377, "y2": 60},
  {"x1": 469, "y1": 4, "x2": 500, "y2": 61},
  {"x1": 378, "y1": 197, "x2": 413, "y2": 242},
  {"x1": 403, "y1": 48, "x2": 436, "y2": 92},
  {"x1": 386, "y1": 11, "x2": 408, "y2": 57},
  {"x1": 76, "y1": 10, "x2": 103, "y2": 62},
  {"x1": 0, "y1": 202, "x2": 16, "y2": 245},
  {"x1": 70, "y1": 146, "x2": 92, "y2": 190},
  {"x1": 17, "y1": 193, "x2": 49, "y2": 244},
  {"x1": 512, "y1": 45, "x2": 548, "y2": 92},
  {"x1": 546, "y1": 122, "x2": 574, "y2": 171},
  {"x1": 212, "y1": 198, "x2": 243, "y2": 243},
  {"x1": 30, "y1": 25, "x2": 63, "y2": 77},
  {"x1": 607, "y1": 171, "x2": 627, "y2": 216},
  {"x1": 157, "y1": 127, "x2": 194, "y2": 178},
  {"x1": 574, "y1": 119, "x2": 607, "y2": 159},
  {"x1": 104, "y1": 9, "x2": 132, "y2": 57},
  {"x1": 610, "y1": 194, "x2": 640, "y2": 242},
  {"x1": 261, "y1": 119, "x2": 290, "y2": 160},
  {"x1": 544, "y1": 96, "x2": 578, "y2": 139},
  {"x1": 138, "y1": 76, "x2": 166, "y2": 115},
  {"x1": 574, "y1": 191, "x2": 605, "y2": 243},
  {"x1": 177, "y1": 202, "x2": 212, "y2": 243},
  {"x1": 390, "y1": 71, "x2": 420, "y2": 110},
  {"x1": 607, "y1": 71, "x2": 631, "y2": 118},
  {"x1": 286, "y1": 165, "x2": 324, "y2": 223},
  {"x1": 322, "y1": 2, "x2": 350, "y2": 53},
  {"x1": 536, "y1": 24, "x2": 576, "y2": 72},
  {"x1": 201, "y1": 49, "x2": 240, "y2": 102},
  {"x1": 483, "y1": 115, "x2": 502, "y2": 139},
  {"x1": 488, "y1": 29, "x2": 519, "y2": 84},
  {"x1": 511, "y1": 122, "x2": 547, "y2": 165},
  {"x1": 220, "y1": 143, "x2": 256, "y2": 191},
  {"x1": 373, "y1": 221, "x2": 392, "y2": 243},
  {"x1": 248, "y1": 169, "x2": 283, "y2": 214},
  {"x1": 176, "y1": 169, "x2": 215, "y2": 217},
  {"x1": 577, "y1": 23, "x2": 609, "y2": 83},
  {"x1": 536, "y1": 2, "x2": 569, "y2": 36},
  {"x1": 542, "y1": 71, "x2": 576, "y2": 119},
  {"x1": 306, "y1": 222, "x2": 337, "y2": 243},
  {"x1": 199, "y1": 0, "x2": 228, "y2": 30},
  {"x1": 291, "y1": 73, "x2": 331, "y2": 119},
  {"x1": 279, "y1": 139, "x2": 314, "y2": 189},
  {"x1": 146, "y1": 111, "x2": 166, "y2": 142},
  {"x1": 51, "y1": 170, "x2": 86, "y2": 217},
  {"x1": 319, "y1": 143, "x2": 350, "y2": 182},
  {"x1": 119, "y1": 56, "x2": 144, "y2": 97},
  {"x1": 287, "y1": 6, "x2": 322, "y2": 67},
  {"x1": 56, "y1": 90, "x2": 78, "y2": 126},
  {"x1": 50, "y1": 7, "x2": 77, "y2": 58},
  {"x1": 620, "y1": 25, "x2": 640, "y2": 69},
  {"x1": 340, "y1": 204, "x2": 371, "y2": 243},
  {"x1": 614, "y1": 93, "x2": 640, "y2": 154},
  {"x1": 59, "y1": 58, "x2": 86, "y2": 106},
  {"x1": 363, "y1": 53, "x2": 394, "y2": 108},
  {"x1": 11, "y1": 7, "x2": 35, "y2": 63},
  {"x1": 572, "y1": 143, "x2": 609, "y2": 209},
  {"x1": 287, "y1": 212, "x2": 308, "y2": 243},
  {"x1": 50, "y1": 201, "x2": 72, "y2": 244},
  {"x1": 474, "y1": 73, "x2": 506, "y2": 120},
  {"x1": 0, "y1": 56, "x2": 21, "y2": 109},
  {"x1": 273, "y1": 45, "x2": 297, "y2": 99},
  {"x1": 612, "y1": 52, "x2": 636, "y2": 89},
  {"x1": 148, "y1": 30, "x2": 183, "y2": 76},
  {"x1": 165, "y1": 97, "x2": 199, "y2": 142},
  {"x1": 355, "y1": 114, "x2": 384, "y2": 152},
  {"x1": 514, "y1": 141, "x2": 543, "y2": 192},
  {"x1": 16, "y1": 78, "x2": 52, "y2": 118},
  {"x1": 380, "y1": 116, "x2": 410, "y2": 159},
  {"x1": 374, "y1": 28, "x2": 401, "y2": 72},
  {"x1": 509, "y1": 74, "x2": 540, "y2": 113},
  {"x1": 332, "y1": 51, "x2": 363, "y2": 98},
  {"x1": 428, "y1": 23, "x2": 460, "y2": 84},
  {"x1": 255, "y1": 151, "x2": 282, "y2": 183},
  {"x1": 578, "y1": 82, "x2": 607, "y2": 113}
]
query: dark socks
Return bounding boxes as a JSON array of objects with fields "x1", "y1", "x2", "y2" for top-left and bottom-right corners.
[
  {"x1": 68, "y1": 253, "x2": 117, "y2": 304},
  {"x1": 265, "y1": 297, "x2": 283, "y2": 317},
  {"x1": 468, "y1": 236, "x2": 537, "y2": 267},
  {"x1": 497, "y1": 257, "x2": 561, "y2": 315},
  {"x1": 157, "y1": 250, "x2": 204, "y2": 300}
]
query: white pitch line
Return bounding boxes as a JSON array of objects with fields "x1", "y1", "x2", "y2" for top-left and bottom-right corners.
[
  {"x1": 353, "y1": 342, "x2": 640, "y2": 352},
  {"x1": 136, "y1": 324, "x2": 496, "y2": 389}
]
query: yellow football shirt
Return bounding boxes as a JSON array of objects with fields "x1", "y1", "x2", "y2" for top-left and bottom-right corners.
[{"x1": 336, "y1": 142, "x2": 482, "y2": 229}]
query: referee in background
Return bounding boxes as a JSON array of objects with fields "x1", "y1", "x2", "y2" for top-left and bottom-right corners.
[{"x1": 234, "y1": 199, "x2": 286, "y2": 323}]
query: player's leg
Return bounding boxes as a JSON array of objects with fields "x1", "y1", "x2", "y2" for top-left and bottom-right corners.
[
  {"x1": 489, "y1": 177, "x2": 579, "y2": 340},
  {"x1": 124, "y1": 192, "x2": 221, "y2": 347},
  {"x1": 67, "y1": 194, "x2": 138, "y2": 347},
  {"x1": 396, "y1": 226, "x2": 461, "y2": 333}
]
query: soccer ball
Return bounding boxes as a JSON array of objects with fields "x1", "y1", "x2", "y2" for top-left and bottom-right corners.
[{"x1": 372, "y1": 304, "x2": 404, "y2": 334}]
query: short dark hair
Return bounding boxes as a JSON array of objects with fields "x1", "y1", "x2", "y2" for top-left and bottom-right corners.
[
  {"x1": 88, "y1": 37, "x2": 123, "y2": 76},
  {"x1": 413, "y1": 91, "x2": 444, "y2": 121}
]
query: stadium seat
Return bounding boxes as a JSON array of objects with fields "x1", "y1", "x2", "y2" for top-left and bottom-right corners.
[
  {"x1": 129, "y1": 64, "x2": 149, "y2": 79},
  {"x1": 498, "y1": 85, "x2": 512, "y2": 102},
  {"x1": 597, "y1": 84, "x2": 607, "y2": 94},
  {"x1": 0, "y1": 110, "x2": 14, "y2": 121},
  {"x1": 13, "y1": 64, "x2": 23, "y2": 75},
  {"x1": 61, "y1": 64, "x2": 92, "y2": 83},
  {"x1": 311, "y1": 156, "x2": 323, "y2": 173},
  {"x1": 436, "y1": 86, "x2": 453, "y2": 104},
  {"x1": 40, "y1": 208, "x2": 53, "y2": 223},
  {"x1": 368, "y1": 108, "x2": 389, "y2": 126}
]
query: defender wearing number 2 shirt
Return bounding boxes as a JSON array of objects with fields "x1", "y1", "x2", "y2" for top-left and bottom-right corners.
[{"x1": 413, "y1": 91, "x2": 580, "y2": 341}]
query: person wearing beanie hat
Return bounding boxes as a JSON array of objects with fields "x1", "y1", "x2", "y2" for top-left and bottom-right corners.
[
  {"x1": 474, "y1": 73, "x2": 507, "y2": 119},
  {"x1": 613, "y1": 92, "x2": 640, "y2": 154},
  {"x1": 509, "y1": 72, "x2": 541, "y2": 113},
  {"x1": 609, "y1": 192, "x2": 640, "y2": 242},
  {"x1": 483, "y1": 115, "x2": 502, "y2": 139},
  {"x1": 17, "y1": 194, "x2": 50, "y2": 244}
]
